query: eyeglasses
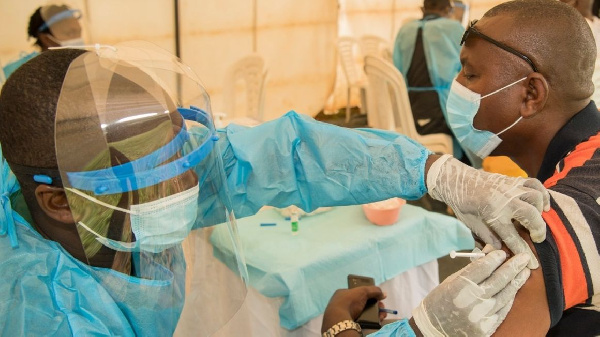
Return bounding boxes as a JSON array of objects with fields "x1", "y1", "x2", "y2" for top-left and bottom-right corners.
[{"x1": 461, "y1": 20, "x2": 539, "y2": 73}]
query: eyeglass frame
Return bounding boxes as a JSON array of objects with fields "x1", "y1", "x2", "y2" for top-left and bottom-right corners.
[{"x1": 460, "y1": 20, "x2": 539, "y2": 73}]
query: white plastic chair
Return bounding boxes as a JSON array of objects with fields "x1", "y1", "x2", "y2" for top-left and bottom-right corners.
[
  {"x1": 337, "y1": 36, "x2": 367, "y2": 123},
  {"x1": 363, "y1": 55, "x2": 453, "y2": 155},
  {"x1": 359, "y1": 35, "x2": 392, "y2": 62},
  {"x1": 219, "y1": 53, "x2": 268, "y2": 127}
]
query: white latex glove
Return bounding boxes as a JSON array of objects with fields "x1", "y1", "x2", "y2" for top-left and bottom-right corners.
[
  {"x1": 413, "y1": 249, "x2": 531, "y2": 337},
  {"x1": 427, "y1": 155, "x2": 550, "y2": 269}
]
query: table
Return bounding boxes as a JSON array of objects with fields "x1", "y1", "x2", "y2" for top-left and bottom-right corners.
[{"x1": 207, "y1": 204, "x2": 474, "y2": 335}]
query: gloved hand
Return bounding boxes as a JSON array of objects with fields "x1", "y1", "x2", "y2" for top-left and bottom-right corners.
[
  {"x1": 413, "y1": 249, "x2": 531, "y2": 337},
  {"x1": 426, "y1": 155, "x2": 550, "y2": 269}
]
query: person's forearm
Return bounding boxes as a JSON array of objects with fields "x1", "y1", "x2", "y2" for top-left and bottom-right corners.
[
  {"x1": 321, "y1": 311, "x2": 361, "y2": 336},
  {"x1": 321, "y1": 309, "x2": 353, "y2": 333},
  {"x1": 219, "y1": 112, "x2": 432, "y2": 218},
  {"x1": 424, "y1": 154, "x2": 441, "y2": 184}
]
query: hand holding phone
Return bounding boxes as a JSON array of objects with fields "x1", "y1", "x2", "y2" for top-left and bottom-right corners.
[{"x1": 347, "y1": 274, "x2": 382, "y2": 330}]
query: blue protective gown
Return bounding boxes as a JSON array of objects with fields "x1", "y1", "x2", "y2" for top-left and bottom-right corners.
[
  {"x1": 1, "y1": 147, "x2": 186, "y2": 336},
  {"x1": 0, "y1": 111, "x2": 430, "y2": 335},
  {"x1": 392, "y1": 17, "x2": 464, "y2": 158},
  {"x1": 2, "y1": 51, "x2": 39, "y2": 81},
  {"x1": 218, "y1": 111, "x2": 430, "y2": 218}
]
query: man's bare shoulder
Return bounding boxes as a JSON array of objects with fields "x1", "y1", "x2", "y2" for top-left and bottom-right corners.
[{"x1": 493, "y1": 227, "x2": 550, "y2": 336}]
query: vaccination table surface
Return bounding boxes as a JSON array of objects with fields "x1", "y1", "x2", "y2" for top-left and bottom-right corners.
[{"x1": 208, "y1": 204, "x2": 474, "y2": 335}]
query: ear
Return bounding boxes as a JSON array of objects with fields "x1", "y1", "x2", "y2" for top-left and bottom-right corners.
[
  {"x1": 520, "y1": 73, "x2": 549, "y2": 118},
  {"x1": 35, "y1": 185, "x2": 74, "y2": 223}
]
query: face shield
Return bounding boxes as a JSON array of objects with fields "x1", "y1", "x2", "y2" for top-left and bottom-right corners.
[
  {"x1": 39, "y1": 5, "x2": 83, "y2": 44},
  {"x1": 54, "y1": 41, "x2": 248, "y2": 335}
]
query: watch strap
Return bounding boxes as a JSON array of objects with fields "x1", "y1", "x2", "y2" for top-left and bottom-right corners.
[{"x1": 323, "y1": 319, "x2": 362, "y2": 337}]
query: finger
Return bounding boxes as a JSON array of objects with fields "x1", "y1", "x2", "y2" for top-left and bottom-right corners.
[
  {"x1": 518, "y1": 189, "x2": 544, "y2": 214},
  {"x1": 468, "y1": 297, "x2": 497, "y2": 323},
  {"x1": 488, "y1": 268, "x2": 530, "y2": 317},
  {"x1": 378, "y1": 302, "x2": 387, "y2": 321},
  {"x1": 482, "y1": 244, "x2": 495, "y2": 254},
  {"x1": 511, "y1": 204, "x2": 547, "y2": 243},
  {"x1": 459, "y1": 250, "x2": 507, "y2": 283},
  {"x1": 472, "y1": 268, "x2": 529, "y2": 336},
  {"x1": 359, "y1": 285, "x2": 386, "y2": 301},
  {"x1": 479, "y1": 253, "x2": 529, "y2": 297},
  {"x1": 460, "y1": 213, "x2": 503, "y2": 249},
  {"x1": 488, "y1": 217, "x2": 539, "y2": 269},
  {"x1": 488, "y1": 299, "x2": 516, "y2": 334},
  {"x1": 470, "y1": 247, "x2": 484, "y2": 262},
  {"x1": 522, "y1": 178, "x2": 550, "y2": 212}
]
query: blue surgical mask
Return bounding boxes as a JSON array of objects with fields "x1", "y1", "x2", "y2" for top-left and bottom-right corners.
[
  {"x1": 68, "y1": 184, "x2": 199, "y2": 253},
  {"x1": 446, "y1": 78, "x2": 526, "y2": 167}
]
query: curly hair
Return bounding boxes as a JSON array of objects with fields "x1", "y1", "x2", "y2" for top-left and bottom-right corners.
[
  {"x1": 0, "y1": 49, "x2": 85, "y2": 210},
  {"x1": 27, "y1": 7, "x2": 50, "y2": 48}
]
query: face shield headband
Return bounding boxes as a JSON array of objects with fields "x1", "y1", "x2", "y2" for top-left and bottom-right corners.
[
  {"x1": 63, "y1": 106, "x2": 216, "y2": 197},
  {"x1": 12, "y1": 107, "x2": 216, "y2": 189},
  {"x1": 38, "y1": 9, "x2": 83, "y2": 32}
]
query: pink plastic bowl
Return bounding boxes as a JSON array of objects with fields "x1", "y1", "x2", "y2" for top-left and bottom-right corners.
[{"x1": 362, "y1": 198, "x2": 406, "y2": 226}]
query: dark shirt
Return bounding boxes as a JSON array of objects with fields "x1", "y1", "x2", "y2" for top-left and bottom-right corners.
[{"x1": 533, "y1": 101, "x2": 600, "y2": 336}]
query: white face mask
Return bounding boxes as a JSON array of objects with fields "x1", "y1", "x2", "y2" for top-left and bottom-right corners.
[
  {"x1": 67, "y1": 184, "x2": 199, "y2": 253},
  {"x1": 47, "y1": 34, "x2": 85, "y2": 48},
  {"x1": 446, "y1": 77, "x2": 526, "y2": 167},
  {"x1": 59, "y1": 37, "x2": 85, "y2": 47}
]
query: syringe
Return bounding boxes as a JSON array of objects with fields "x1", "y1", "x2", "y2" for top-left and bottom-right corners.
[{"x1": 449, "y1": 250, "x2": 485, "y2": 259}]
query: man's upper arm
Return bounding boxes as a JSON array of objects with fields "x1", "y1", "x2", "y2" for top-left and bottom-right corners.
[{"x1": 492, "y1": 227, "x2": 551, "y2": 336}]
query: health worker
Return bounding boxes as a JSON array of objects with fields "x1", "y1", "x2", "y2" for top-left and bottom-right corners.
[
  {"x1": 0, "y1": 41, "x2": 549, "y2": 335},
  {"x1": 2, "y1": 4, "x2": 84, "y2": 81}
]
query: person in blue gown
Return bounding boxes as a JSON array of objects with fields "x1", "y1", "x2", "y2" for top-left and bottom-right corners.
[
  {"x1": 0, "y1": 44, "x2": 549, "y2": 335},
  {"x1": 2, "y1": 4, "x2": 83, "y2": 81}
]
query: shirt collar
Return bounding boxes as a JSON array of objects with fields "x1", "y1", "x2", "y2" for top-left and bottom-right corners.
[{"x1": 537, "y1": 101, "x2": 600, "y2": 182}]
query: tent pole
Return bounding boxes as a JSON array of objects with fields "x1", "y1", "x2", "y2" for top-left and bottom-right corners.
[
  {"x1": 174, "y1": 0, "x2": 181, "y2": 58},
  {"x1": 174, "y1": 0, "x2": 183, "y2": 103},
  {"x1": 253, "y1": 0, "x2": 257, "y2": 52}
]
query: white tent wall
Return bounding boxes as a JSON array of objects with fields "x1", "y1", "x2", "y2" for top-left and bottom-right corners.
[
  {"x1": 180, "y1": 0, "x2": 339, "y2": 121},
  {"x1": 84, "y1": 1, "x2": 174, "y2": 51},
  {"x1": 1, "y1": 0, "x2": 505, "y2": 120},
  {"x1": 0, "y1": 0, "x2": 337, "y2": 122}
]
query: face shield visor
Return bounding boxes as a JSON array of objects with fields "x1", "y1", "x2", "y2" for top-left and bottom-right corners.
[
  {"x1": 39, "y1": 5, "x2": 83, "y2": 43},
  {"x1": 54, "y1": 41, "x2": 248, "y2": 335}
]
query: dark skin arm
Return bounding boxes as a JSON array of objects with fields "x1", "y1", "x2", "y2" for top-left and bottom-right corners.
[
  {"x1": 408, "y1": 228, "x2": 549, "y2": 337},
  {"x1": 492, "y1": 225, "x2": 550, "y2": 336}
]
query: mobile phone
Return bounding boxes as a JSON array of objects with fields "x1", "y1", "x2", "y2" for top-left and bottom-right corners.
[{"x1": 347, "y1": 274, "x2": 382, "y2": 330}]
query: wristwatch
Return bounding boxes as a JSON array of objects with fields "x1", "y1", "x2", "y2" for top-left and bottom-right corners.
[{"x1": 322, "y1": 320, "x2": 362, "y2": 337}]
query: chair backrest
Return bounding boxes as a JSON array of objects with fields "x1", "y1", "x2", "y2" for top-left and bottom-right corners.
[
  {"x1": 359, "y1": 35, "x2": 391, "y2": 60},
  {"x1": 222, "y1": 53, "x2": 268, "y2": 121},
  {"x1": 337, "y1": 36, "x2": 363, "y2": 86},
  {"x1": 363, "y1": 55, "x2": 419, "y2": 140}
]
